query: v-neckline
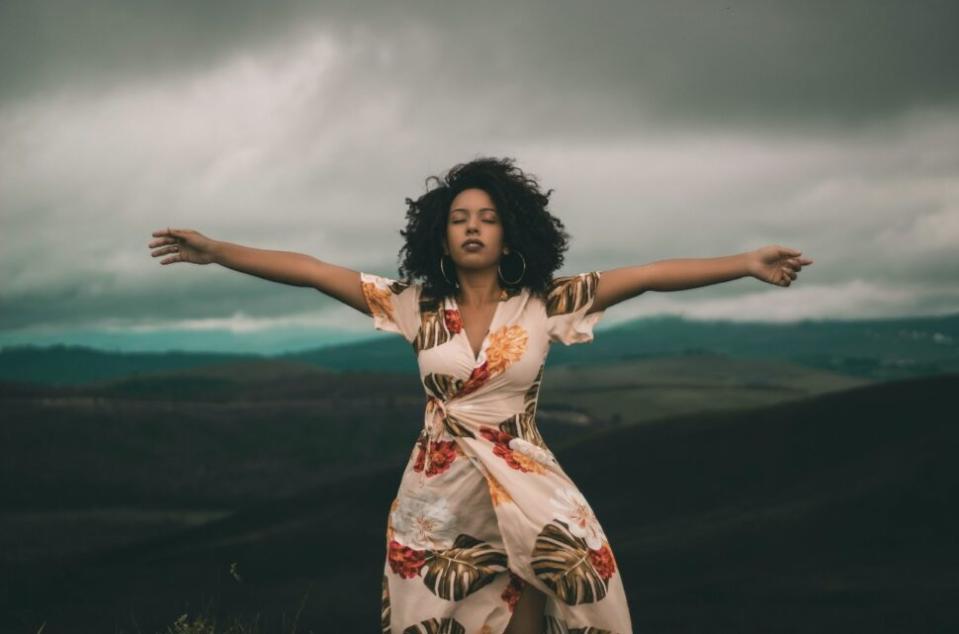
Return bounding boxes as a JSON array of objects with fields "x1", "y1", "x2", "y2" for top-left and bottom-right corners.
[{"x1": 450, "y1": 290, "x2": 507, "y2": 364}]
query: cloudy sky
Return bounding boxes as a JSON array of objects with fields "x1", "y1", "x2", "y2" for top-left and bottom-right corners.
[{"x1": 2, "y1": 0, "x2": 958, "y2": 354}]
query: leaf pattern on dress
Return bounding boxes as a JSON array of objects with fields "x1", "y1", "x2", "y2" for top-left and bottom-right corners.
[
  {"x1": 498, "y1": 412, "x2": 547, "y2": 449},
  {"x1": 523, "y1": 362, "x2": 546, "y2": 417},
  {"x1": 441, "y1": 412, "x2": 476, "y2": 439},
  {"x1": 401, "y1": 617, "x2": 466, "y2": 634},
  {"x1": 416, "y1": 301, "x2": 456, "y2": 354},
  {"x1": 421, "y1": 533, "x2": 509, "y2": 601},
  {"x1": 544, "y1": 617, "x2": 619, "y2": 634},
  {"x1": 496, "y1": 362, "x2": 548, "y2": 448},
  {"x1": 545, "y1": 272, "x2": 600, "y2": 317},
  {"x1": 531, "y1": 520, "x2": 610, "y2": 605},
  {"x1": 423, "y1": 374, "x2": 464, "y2": 401},
  {"x1": 381, "y1": 572, "x2": 391, "y2": 634}
]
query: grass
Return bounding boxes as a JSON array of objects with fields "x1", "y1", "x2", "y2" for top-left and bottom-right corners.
[{"x1": 27, "y1": 578, "x2": 316, "y2": 634}]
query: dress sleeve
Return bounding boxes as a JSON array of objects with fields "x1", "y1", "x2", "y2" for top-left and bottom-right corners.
[
  {"x1": 545, "y1": 270, "x2": 606, "y2": 345},
  {"x1": 359, "y1": 272, "x2": 422, "y2": 343}
]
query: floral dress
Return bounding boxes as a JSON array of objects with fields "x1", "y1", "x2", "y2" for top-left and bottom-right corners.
[{"x1": 360, "y1": 270, "x2": 633, "y2": 634}]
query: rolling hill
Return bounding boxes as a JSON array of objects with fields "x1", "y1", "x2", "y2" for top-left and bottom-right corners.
[{"x1": 3, "y1": 373, "x2": 955, "y2": 633}]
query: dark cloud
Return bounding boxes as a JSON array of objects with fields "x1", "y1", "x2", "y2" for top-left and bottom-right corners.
[
  {"x1": 3, "y1": 0, "x2": 957, "y2": 126},
  {"x1": 2, "y1": 0, "x2": 958, "y2": 344}
]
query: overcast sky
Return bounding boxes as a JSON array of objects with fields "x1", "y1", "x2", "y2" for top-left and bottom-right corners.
[{"x1": 2, "y1": 0, "x2": 958, "y2": 354}]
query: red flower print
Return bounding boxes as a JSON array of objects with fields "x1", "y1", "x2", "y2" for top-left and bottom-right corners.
[
  {"x1": 460, "y1": 361, "x2": 490, "y2": 395},
  {"x1": 479, "y1": 426, "x2": 514, "y2": 445},
  {"x1": 388, "y1": 539, "x2": 428, "y2": 579},
  {"x1": 413, "y1": 437, "x2": 460, "y2": 477},
  {"x1": 589, "y1": 543, "x2": 617, "y2": 580},
  {"x1": 444, "y1": 308, "x2": 462, "y2": 333},
  {"x1": 501, "y1": 570, "x2": 526, "y2": 612},
  {"x1": 479, "y1": 427, "x2": 545, "y2": 473}
]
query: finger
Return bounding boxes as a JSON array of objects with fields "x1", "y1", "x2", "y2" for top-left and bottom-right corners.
[{"x1": 150, "y1": 244, "x2": 174, "y2": 257}]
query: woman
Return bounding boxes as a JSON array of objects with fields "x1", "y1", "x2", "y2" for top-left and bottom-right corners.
[{"x1": 149, "y1": 156, "x2": 812, "y2": 633}]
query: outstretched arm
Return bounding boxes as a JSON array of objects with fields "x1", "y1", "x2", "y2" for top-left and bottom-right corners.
[
  {"x1": 589, "y1": 245, "x2": 814, "y2": 314},
  {"x1": 149, "y1": 227, "x2": 371, "y2": 316}
]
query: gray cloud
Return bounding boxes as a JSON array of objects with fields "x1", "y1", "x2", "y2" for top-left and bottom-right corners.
[
  {"x1": 2, "y1": 0, "x2": 957, "y2": 126},
  {"x1": 1, "y1": 0, "x2": 958, "y2": 349}
]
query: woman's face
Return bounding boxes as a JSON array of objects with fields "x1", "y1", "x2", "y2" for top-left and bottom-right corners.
[{"x1": 444, "y1": 187, "x2": 506, "y2": 270}]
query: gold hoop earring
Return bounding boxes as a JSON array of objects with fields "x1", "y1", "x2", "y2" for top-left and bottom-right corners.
[
  {"x1": 498, "y1": 250, "x2": 526, "y2": 285},
  {"x1": 440, "y1": 254, "x2": 458, "y2": 287}
]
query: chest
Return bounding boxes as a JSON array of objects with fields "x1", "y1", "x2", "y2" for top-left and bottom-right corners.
[
  {"x1": 415, "y1": 293, "x2": 550, "y2": 395},
  {"x1": 457, "y1": 303, "x2": 499, "y2": 362}
]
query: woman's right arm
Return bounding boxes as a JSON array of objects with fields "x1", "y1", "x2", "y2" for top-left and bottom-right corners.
[{"x1": 149, "y1": 227, "x2": 371, "y2": 316}]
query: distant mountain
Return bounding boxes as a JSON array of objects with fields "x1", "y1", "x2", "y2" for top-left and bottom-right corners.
[
  {"x1": 4, "y1": 373, "x2": 955, "y2": 632},
  {"x1": 0, "y1": 353, "x2": 867, "y2": 512},
  {"x1": 2, "y1": 312, "x2": 957, "y2": 386}
]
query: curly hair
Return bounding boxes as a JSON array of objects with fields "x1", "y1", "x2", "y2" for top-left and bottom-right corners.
[{"x1": 396, "y1": 156, "x2": 571, "y2": 301}]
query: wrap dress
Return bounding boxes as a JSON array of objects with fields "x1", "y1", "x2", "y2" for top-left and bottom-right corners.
[{"x1": 360, "y1": 270, "x2": 633, "y2": 634}]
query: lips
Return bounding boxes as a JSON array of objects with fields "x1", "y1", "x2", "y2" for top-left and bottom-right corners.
[{"x1": 462, "y1": 239, "x2": 484, "y2": 248}]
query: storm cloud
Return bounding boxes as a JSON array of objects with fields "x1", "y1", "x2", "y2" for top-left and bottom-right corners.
[{"x1": 2, "y1": 0, "x2": 957, "y2": 351}]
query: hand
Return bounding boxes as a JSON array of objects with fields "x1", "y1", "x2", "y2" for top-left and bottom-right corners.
[
  {"x1": 747, "y1": 245, "x2": 814, "y2": 287},
  {"x1": 148, "y1": 227, "x2": 218, "y2": 265}
]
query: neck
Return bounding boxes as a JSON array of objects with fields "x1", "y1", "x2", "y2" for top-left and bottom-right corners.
[{"x1": 454, "y1": 269, "x2": 502, "y2": 305}]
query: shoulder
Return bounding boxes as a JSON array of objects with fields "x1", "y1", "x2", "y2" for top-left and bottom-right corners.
[{"x1": 543, "y1": 272, "x2": 601, "y2": 316}]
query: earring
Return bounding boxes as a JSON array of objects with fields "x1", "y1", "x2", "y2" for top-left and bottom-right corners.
[
  {"x1": 440, "y1": 254, "x2": 458, "y2": 287},
  {"x1": 498, "y1": 250, "x2": 526, "y2": 285}
]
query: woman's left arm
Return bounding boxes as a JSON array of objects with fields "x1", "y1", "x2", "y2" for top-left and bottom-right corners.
[{"x1": 590, "y1": 245, "x2": 815, "y2": 313}]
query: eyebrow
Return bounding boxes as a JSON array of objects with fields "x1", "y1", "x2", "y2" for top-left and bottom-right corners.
[{"x1": 451, "y1": 207, "x2": 497, "y2": 213}]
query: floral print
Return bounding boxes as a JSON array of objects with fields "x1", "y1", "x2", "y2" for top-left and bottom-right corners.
[
  {"x1": 479, "y1": 426, "x2": 549, "y2": 474},
  {"x1": 549, "y1": 485, "x2": 608, "y2": 550},
  {"x1": 500, "y1": 570, "x2": 526, "y2": 612},
  {"x1": 412, "y1": 435, "x2": 462, "y2": 477},
  {"x1": 359, "y1": 271, "x2": 631, "y2": 633},
  {"x1": 509, "y1": 436, "x2": 557, "y2": 467},
  {"x1": 485, "y1": 472, "x2": 512, "y2": 506},
  {"x1": 484, "y1": 324, "x2": 528, "y2": 375},
  {"x1": 390, "y1": 488, "x2": 459, "y2": 551}
]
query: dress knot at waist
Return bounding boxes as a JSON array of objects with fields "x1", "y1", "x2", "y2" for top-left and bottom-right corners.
[
  {"x1": 421, "y1": 397, "x2": 514, "y2": 473},
  {"x1": 422, "y1": 397, "x2": 451, "y2": 474}
]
